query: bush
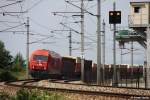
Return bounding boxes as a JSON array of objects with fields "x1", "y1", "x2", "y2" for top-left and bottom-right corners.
[
  {"x1": 11, "y1": 53, "x2": 26, "y2": 72},
  {"x1": 0, "y1": 92, "x2": 10, "y2": 100},
  {"x1": 12, "y1": 89, "x2": 66, "y2": 100},
  {"x1": 0, "y1": 40, "x2": 12, "y2": 69},
  {"x1": 0, "y1": 71, "x2": 17, "y2": 81}
]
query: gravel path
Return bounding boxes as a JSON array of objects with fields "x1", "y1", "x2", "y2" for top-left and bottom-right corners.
[
  {"x1": 36, "y1": 80, "x2": 150, "y2": 97},
  {"x1": 0, "y1": 82, "x2": 20, "y2": 96},
  {"x1": 0, "y1": 82, "x2": 129, "y2": 100},
  {"x1": 2, "y1": 80, "x2": 150, "y2": 100}
]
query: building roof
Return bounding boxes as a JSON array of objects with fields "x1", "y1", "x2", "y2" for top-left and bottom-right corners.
[{"x1": 130, "y1": 0, "x2": 150, "y2": 3}]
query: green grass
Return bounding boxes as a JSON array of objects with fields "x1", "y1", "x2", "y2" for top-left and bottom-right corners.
[
  {"x1": 0, "y1": 68, "x2": 27, "y2": 81},
  {"x1": 0, "y1": 89, "x2": 67, "y2": 100},
  {"x1": 11, "y1": 69, "x2": 27, "y2": 80}
]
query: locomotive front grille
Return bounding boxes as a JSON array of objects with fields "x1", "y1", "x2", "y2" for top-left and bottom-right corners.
[{"x1": 32, "y1": 65, "x2": 47, "y2": 70}]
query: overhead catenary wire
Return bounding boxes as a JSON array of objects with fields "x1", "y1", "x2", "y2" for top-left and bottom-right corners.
[
  {"x1": 60, "y1": 22, "x2": 96, "y2": 42},
  {"x1": 29, "y1": 36, "x2": 54, "y2": 44},
  {"x1": 86, "y1": 0, "x2": 106, "y2": 10},
  {"x1": 0, "y1": 0, "x2": 97, "y2": 46},
  {"x1": 0, "y1": 23, "x2": 25, "y2": 32},
  {"x1": 0, "y1": 0, "x2": 27, "y2": 31},
  {"x1": 0, "y1": 0, "x2": 26, "y2": 26},
  {"x1": 0, "y1": 30, "x2": 55, "y2": 39},
  {"x1": 65, "y1": 0, "x2": 96, "y2": 16},
  {"x1": 0, "y1": 21, "x2": 13, "y2": 27},
  {"x1": 29, "y1": 32, "x2": 54, "y2": 38},
  {"x1": 29, "y1": 41, "x2": 56, "y2": 44},
  {"x1": 28, "y1": 18, "x2": 65, "y2": 41},
  {"x1": 0, "y1": 20, "x2": 22, "y2": 23},
  {"x1": 29, "y1": 18, "x2": 64, "y2": 39},
  {"x1": 0, "y1": 0, "x2": 68, "y2": 52},
  {"x1": 30, "y1": 18, "x2": 52, "y2": 31},
  {"x1": 67, "y1": 1, "x2": 97, "y2": 40},
  {"x1": 25, "y1": 0, "x2": 45, "y2": 12},
  {"x1": 0, "y1": 1, "x2": 22, "y2": 9},
  {"x1": 53, "y1": 0, "x2": 97, "y2": 52}
]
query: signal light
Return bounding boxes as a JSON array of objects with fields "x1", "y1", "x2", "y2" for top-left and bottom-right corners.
[
  {"x1": 117, "y1": 12, "x2": 120, "y2": 16},
  {"x1": 109, "y1": 11, "x2": 121, "y2": 24},
  {"x1": 110, "y1": 12, "x2": 113, "y2": 16}
]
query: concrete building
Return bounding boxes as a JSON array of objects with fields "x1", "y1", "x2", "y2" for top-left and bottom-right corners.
[
  {"x1": 129, "y1": 1, "x2": 150, "y2": 88},
  {"x1": 129, "y1": 1, "x2": 150, "y2": 28}
]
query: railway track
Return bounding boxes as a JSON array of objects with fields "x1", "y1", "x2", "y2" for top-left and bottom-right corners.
[{"x1": 2, "y1": 79, "x2": 150, "y2": 100}]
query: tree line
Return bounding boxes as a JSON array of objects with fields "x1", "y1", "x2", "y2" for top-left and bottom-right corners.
[{"x1": 0, "y1": 40, "x2": 26, "y2": 81}]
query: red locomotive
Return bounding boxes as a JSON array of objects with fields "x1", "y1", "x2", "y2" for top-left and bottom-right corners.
[
  {"x1": 29, "y1": 49, "x2": 62, "y2": 78},
  {"x1": 29, "y1": 49, "x2": 82, "y2": 79}
]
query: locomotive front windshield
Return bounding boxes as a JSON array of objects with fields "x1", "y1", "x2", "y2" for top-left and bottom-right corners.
[{"x1": 33, "y1": 55, "x2": 48, "y2": 61}]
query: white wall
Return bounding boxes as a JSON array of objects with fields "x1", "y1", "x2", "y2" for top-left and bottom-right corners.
[{"x1": 129, "y1": 2, "x2": 149, "y2": 26}]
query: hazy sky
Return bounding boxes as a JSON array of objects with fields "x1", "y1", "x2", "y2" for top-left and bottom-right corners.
[{"x1": 0, "y1": 0, "x2": 147, "y2": 64}]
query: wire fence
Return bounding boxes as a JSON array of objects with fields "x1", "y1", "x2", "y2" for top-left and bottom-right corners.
[{"x1": 84, "y1": 64, "x2": 148, "y2": 89}]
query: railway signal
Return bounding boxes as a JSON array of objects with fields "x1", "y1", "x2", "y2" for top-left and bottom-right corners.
[
  {"x1": 109, "y1": 11, "x2": 121, "y2": 24},
  {"x1": 110, "y1": 3, "x2": 121, "y2": 87}
]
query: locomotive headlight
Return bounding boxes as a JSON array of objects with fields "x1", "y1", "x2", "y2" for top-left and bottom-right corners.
[
  {"x1": 44, "y1": 67, "x2": 46, "y2": 70},
  {"x1": 32, "y1": 66, "x2": 35, "y2": 69}
]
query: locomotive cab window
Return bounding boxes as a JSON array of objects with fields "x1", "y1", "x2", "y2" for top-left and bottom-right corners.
[
  {"x1": 134, "y1": 7, "x2": 141, "y2": 13},
  {"x1": 33, "y1": 55, "x2": 48, "y2": 61}
]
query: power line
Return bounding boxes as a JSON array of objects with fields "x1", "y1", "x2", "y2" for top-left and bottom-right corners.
[
  {"x1": 29, "y1": 32, "x2": 54, "y2": 37},
  {"x1": 30, "y1": 18, "x2": 52, "y2": 31},
  {"x1": 0, "y1": 1, "x2": 22, "y2": 9},
  {"x1": 60, "y1": 22, "x2": 96, "y2": 42},
  {"x1": 25, "y1": 0, "x2": 45, "y2": 12},
  {"x1": 0, "y1": 23, "x2": 25, "y2": 32},
  {"x1": 29, "y1": 41, "x2": 55, "y2": 44},
  {"x1": 0, "y1": 11, "x2": 27, "y2": 14},
  {"x1": 65, "y1": 0, "x2": 96, "y2": 16},
  {"x1": 29, "y1": 36, "x2": 53, "y2": 44},
  {"x1": 0, "y1": 31, "x2": 26, "y2": 33},
  {"x1": 0, "y1": 20, "x2": 21, "y2": 23}
]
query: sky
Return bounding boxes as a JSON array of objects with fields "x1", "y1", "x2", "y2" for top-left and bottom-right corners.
[{"x1": 0, "y1": 0, "x2": 147, "y2": 64}]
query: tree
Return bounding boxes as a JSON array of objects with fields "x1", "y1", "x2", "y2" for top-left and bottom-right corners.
[
  {"x1": 12, "y1": 53, "x2": 25, "y2": 71},
  {"x1": 0, "y1": 40, "x2": 12, "y2": 69}
]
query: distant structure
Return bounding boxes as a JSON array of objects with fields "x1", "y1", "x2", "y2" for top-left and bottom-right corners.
[
  {"x1": 128, "y1": 1, "x2": 150, "y2": 88},
  {"x1": 116, "y1": 1, "x2": 150, "y2": 88},
  {"x1": 129, "y1": 1, "x2": 150, "y2": 28}
]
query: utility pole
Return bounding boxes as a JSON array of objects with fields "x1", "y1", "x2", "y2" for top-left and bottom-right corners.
[
  {"x1": 69, "y1": 29, "x2": 72, "y2": 56},
  {"x1": 112, "y1": 2, "x2": 118, "y2": 87},
  {"x1": 55, "y1": 0, "x2": 96, "y2": 82},
  {"x1": 26, "y1": 17, "x2": 29, "y2": 79},
  {"x1": 51, "y1": 29, "x2": 73, "y2": 56},
  {"x1": 131, "y1": 40, "x2": 133, "y2": 86},
  {"x1": 97, "y1": 0, "x2": 102, "y2": 85},
  {"x1": 146, "y1": 25, "x2": 150, "y2": 88},
  {"x1": 120, "y1": 48, "x2": 123, "y2": 64},
  {"x1": 102, "y1": 20, "x2": 105, "y2": 83},
  {"x1": 81, "y1": 0, "x2": 85, "y2": 82}
]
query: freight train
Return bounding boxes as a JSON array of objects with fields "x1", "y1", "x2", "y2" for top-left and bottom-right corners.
[
  {"x1": 29, "y1": 49, "x2": 144, "y2": 80},
  {"x1": 91, "y1": 64, "x2": 143, "y2": 80}
]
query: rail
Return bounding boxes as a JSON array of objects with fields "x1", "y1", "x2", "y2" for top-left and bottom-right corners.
[{"x1": 3, "y1": 79, "x2": 150, "y2": 99}]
